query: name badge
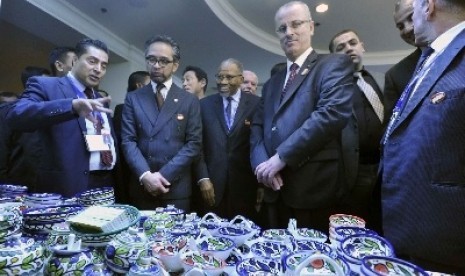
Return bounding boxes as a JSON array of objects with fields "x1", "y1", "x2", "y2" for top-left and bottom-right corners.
[{"x1": 84, "y1": 135, "x2": 110, "y2": 152}]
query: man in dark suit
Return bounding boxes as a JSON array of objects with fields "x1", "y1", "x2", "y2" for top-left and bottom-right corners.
[
  {"x1": 329, "y1": 29, "x2": 384, "y2": 230},
  {"x1": 48, "y1": 46, "x2": 76, "y2": 77},
  {"x1": 4, "y1": 38, "x2": 116, "y2": 197},
  {"x1": 121, "y1": 35, "x2": 202, "y2": 211},
  {"x1": 195, "y1": 58, "x2": 260, "y2": 220},
  {"x1": 382, "y1": 0, "x2": 465, "y2": 273},
  {"x1": 384, "y1": 0, "x2": 424, "y2": 121},
  {"x1": 251, "y1": 1, "x2": 354, "y2": 232}
]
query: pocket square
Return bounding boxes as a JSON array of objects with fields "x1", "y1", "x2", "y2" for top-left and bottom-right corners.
[{"x1": 430, "y1": 91, "x2": 446, "y2": 104}]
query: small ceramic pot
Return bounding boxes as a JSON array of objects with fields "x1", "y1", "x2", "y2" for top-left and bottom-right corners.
[
  {"x1": 44, "y1": 222, "x2": 72, "y2": 258},
  {"x1": 128, "y1": 256, "x2": 161, "y2": 276},
  {"x1": 196, "y1": 236, "x2": 235, "y2": 260},
  {"x1": 199, "y1": 212, "x2": 228, "y2": 236},
  {"x1": 45, "y1": 247, "x2": 93, "y2": 276},
  {"x1": 152, "y1": 241, "x2": 185, "y2": 273},
  {"x1": 83, "y1": 262, "x2": 115, "y2": 276},
  {"x1": 236, "y1": 257, "x2": 282, "y2": 275}
]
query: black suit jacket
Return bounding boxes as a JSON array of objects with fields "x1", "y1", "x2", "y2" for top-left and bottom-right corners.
[
  {"x1": 383, "y1": 48, "x2": 421, "y2": 121},
  {"x1": 195, "y1": 92, "x2": 260, "y2": 217}
]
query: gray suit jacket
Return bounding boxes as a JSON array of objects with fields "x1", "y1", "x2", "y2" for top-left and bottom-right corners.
[
  {"x1": 382, "y1": 30, "x2": 465, "y2": 269},
  {"x1": 250, "y1": 52, "x2": 354, "y2": 209},
  {"x1": 121, "y1": 84, "x2": 202, "y2": 205}
]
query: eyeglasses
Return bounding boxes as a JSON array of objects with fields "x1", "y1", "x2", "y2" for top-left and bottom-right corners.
[
  {"x1": 145, "y1": 56, "x2": 174, "y2": 67},
  {"x1": 215, "y1": 74, "x2": 242, "y2": 82},
  {"x1": 276, "y1": 20, "x2": 311, "y2": 34}
]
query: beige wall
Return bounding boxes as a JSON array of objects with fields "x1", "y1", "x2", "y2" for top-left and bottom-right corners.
[{"x1": 0, "y1": 20, "x2": 54, "y2": 94}]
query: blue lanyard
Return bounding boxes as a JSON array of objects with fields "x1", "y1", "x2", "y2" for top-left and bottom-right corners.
[{"x1": 67, "y1": 77, "x2": 105, "y2": 128}]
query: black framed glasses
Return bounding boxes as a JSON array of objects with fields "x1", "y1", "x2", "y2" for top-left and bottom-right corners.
[
  {"x1": 276, "y1": 20, "x2": 311, "y2": 34},
  {"x1": 215, "y1": 74, "x2": 242, "y2": 82},
  {"x1": 145, "y1": 56, "x2": 174, "y2": 67}
]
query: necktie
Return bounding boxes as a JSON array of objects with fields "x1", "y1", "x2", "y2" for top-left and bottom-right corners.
[
  {"x1": 156, "y1": 83, "x2": 165, "y2": 109},
  {"x1": 84, "y1": 87, "x2": 113, "y2": 166},
  {"x1": 225, "y1": 96, "x2": 233, "y2": 130},
  {"x1": 354, "y1": 72, "x2": 384, "y2": 123},
  {"x1": 280, "y1": 63, "x2": 299, "y2": 103},
  {"x1": 383, "y1": 47, "x2": 434, "y2": 144}
]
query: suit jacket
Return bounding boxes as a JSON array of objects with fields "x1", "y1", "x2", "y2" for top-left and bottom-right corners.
[
  {"x1": 4, "y1": 76, "x2": 118, "y2": 197},
  {"x1": 196, "y1": 92, "x2": 260, "y2": 216},
  {"x1": 250, "y1": 52, "x2": 354, "y2": 209},
  {"x1": 383, "y1": 48, "x2": 421, "y2": 121},
  {"x1": 121, "y1": 83, "x2": 202, "y2": 206},
  {"x1": 381, "y1": 30, "x2": 465, "y2": 268}
]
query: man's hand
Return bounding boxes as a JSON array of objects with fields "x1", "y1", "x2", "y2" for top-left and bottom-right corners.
[
  {"x1": 141, "y1": 172, "x2": 171, "y2": 197},
  {"x1": 199, "y1": 179, "x2": 215, "y2": 207},
  {"x1": 255, "y1": 153, "x2": 286, "y2": 188},
  {"x1": 72, "y1": 97, "x2": 113, "y2": 123}
]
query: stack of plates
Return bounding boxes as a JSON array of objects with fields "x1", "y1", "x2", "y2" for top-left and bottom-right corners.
[
  {"x1": 0, "y1": 184, "x2": 28, "y2": 198},
  {"x1": 0, "y1": 207, "x2": 22, "y2": 242},
  {"x1": 76, "y1": 187, "x2": 115, "y2": 207},
  {"x1": 328, "y1": 213, "x2": 365, "y2": 246},
  {"x1": 23, "y1": 193, "x2": 62, "y2": 208},
  {"x1": 22, "y1": 205, "x2": 83, "y2": 237}
]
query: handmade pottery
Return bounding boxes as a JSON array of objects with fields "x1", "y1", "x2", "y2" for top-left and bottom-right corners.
[
  {"x1": 361, "y1": 256, "x2": 429, "y2": 276},
  {"x1": 181, "y1": 251, "x2": 225, "y2": 276},
  {"x1": 0, "y1": 234, "x2": 44, "y2": 275},
  {"x1": 236, "y1": 257, "x2": 282, "y2": 275}
]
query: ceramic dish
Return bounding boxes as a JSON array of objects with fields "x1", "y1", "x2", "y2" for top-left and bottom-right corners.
[
  {"x1": 340, "y1": 234, "x2": 395, "y2": 261},
  {"x1": 261, "y1": 228, "x2": 292, "y2": 242},
  {"x1": 284, "y1": 251, "x2": 350, "y2": 275},
  {"x1": 76, "y1": 187, "x2": 114, "y2": 200},
  {"x1": 361, "y1": 256, "x2": 429, "y2": 276},
  {"x1": 294, "y1": 240, "x2": 334, "y2": 256},
  {"x1": 182, "y1": 252, "x2": 225, "y2": 276},
  {"x1": 197, "y1": 236, "x2": 235, "y2": 260},
  {"x1": 329, "y1": 214, "x2": 365, "y2": 229},
  {"x1": 250, "y1": 241, "x2": 290, "y2": 259},
  {"x1": 292, "y1": 228, "x2": 328, "y2": 243},
  {"x1": 23, "y1": 205, "x2": 83, "y2": 222},
  {"x1": 236, "y1": 257, "x2": 282, "y2": 275},
  {"x1": 217, "y1": 225, "x2": 254, "y2": 246}
]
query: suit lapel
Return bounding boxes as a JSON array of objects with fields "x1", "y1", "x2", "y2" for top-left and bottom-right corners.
[
  {"x1": 213, "y1": 94, "x2": 229, "y2": 134},
  {"x1": 137, "y1": 86, "x2": 159, "y2": 128},
  {"x1": 279, "y1": 52, "x2": 318, "y2": 110},
  {"x1": 272, "y1": 71, "x2": 286, "y2": 114},
  {"x1": 396, "y1": 32, "x2": 465, "y2": 128},
  {"x1": 153, "y1": 85, "x2": 183, "y2": 136}
]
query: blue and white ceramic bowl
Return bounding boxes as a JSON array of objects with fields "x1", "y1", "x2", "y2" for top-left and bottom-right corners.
[
  {"x1": 236, "y1": 257, "x2": 282, "y2": 275},
  {"x1": 284, "y1": 250, "x2": 350, "y2": 275},
  {"x1": 182, "y1": 252, "x2": 225, "y2": 276},
  {"x1": 292, "y1": 228, "x2": 328, "y2": 243},
  {"x1": 23, "y1": 205, "x2": 83, "y2": 223},
  {"x1": 217, "y1": 225, "x2": 254, "y2": 246},
  {"x1": 250, "y1": 241, "x2": 291, "y2": 259},
  {"x1": 361, "y1": 256, "x2": 429, "y2": 276},
  {"x1": 294, "y1": 240, "x2": 334, "y2": 257},
  {"x1": 197, "y1": 236, "x2": 235, "y2": 260},
  {"x1": 261, "y1": 228, "x2": 292, "y2": 243}
]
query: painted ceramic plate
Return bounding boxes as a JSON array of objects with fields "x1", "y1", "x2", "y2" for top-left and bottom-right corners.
[
  {"x1": 341, "y1": 234, "x2": 394, "y2": 261},
  {"x1": 362, "y1": 256, "x2": 429, "y2": 276}
]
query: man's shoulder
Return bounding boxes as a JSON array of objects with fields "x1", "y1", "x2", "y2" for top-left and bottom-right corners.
[{"x1": 386, "y1": 49, "x2": 421, "y2": 75}]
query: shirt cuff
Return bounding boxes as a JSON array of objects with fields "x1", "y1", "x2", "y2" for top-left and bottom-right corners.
[
  {"x1": 139, "y1": 171, "x2": 150, "y2": 185},
  {"x1": 197, "y1": 178, "x2": 210, "y2": 185}
]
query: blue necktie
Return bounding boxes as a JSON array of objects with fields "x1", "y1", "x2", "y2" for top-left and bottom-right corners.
[{"x1": 225, "y1": 96, "x2": 233, "y2": 130}]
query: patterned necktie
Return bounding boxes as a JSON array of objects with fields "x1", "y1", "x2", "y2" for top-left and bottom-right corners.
[
  {"x1": 225, "y1": 96, "x2": 233, "y2": 130},
  {"x1": 354, "y1": 72, "x2": 384, "y2": 123},
  {"x1": 156, "y1": 83, "x2": 165, "y2": 109},
  {"x1": 84, "y1": 87, "x2": 113, "y2": 166},
  {"x1": 280, "y1": 63, "x2": 299, "y2": 103}
]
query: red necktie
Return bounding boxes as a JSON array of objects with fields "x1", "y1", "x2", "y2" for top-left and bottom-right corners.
[
  {"x1": 280, "y1": 63, "x2": 299, "y2": 102},
  {"x1": 156, "y1": 83, "x2": 165, "y2": 109},
  {"x1": 84, "y1": 87, "x2": 113, "y2": 167}
]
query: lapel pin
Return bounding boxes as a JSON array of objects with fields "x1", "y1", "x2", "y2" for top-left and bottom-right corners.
[
  {"x1": 174, "y1": 98, "x2": 178, "y2": 103},
  {"x1": 177, "y1": 114, "x2": 184, "y2": 120},
  {"x1": 430, "y1": 91, "x2": 446, "y2": 104},
  {"x1": 244, "y1": 119, "x2": 251, "y2": 126},
  {"x1": 301, "y1": 68, "x2": 309, "y2": 75}
]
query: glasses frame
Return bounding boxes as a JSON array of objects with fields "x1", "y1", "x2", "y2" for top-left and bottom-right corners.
[
  {"x1": 276, "y1": 20, "x2": 311, "y2": 34},
  {"x1": 145, "y1": 56, "x2": 175, "y2": 67},
  {"x1": 215, "y1": 74, "x2": 243, "y2": 82}
]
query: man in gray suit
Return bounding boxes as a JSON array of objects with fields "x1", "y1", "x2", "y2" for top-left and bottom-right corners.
[
  {"x1": 251, "y1": 1, "x2": 354, "y2": 231},
  {"x1": 121, "y1": 35, "x2": 202, "y2": 211}
]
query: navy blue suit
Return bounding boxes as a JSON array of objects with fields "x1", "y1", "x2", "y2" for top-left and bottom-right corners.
[
  {"x1": 250, "y1": 52, "x2": 353, "y2": 229},
  {"x1": 195, "y1": 92, "x2": 260, "y2": 219},
  {"x1": 4, "y1": 76, "x2": 118, "y2": 197},
  {"x1": 381, "y1": 31, "x2": 465, "y2": 272}
]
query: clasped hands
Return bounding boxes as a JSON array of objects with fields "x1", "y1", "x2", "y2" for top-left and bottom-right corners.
[
  {"x1": 255, "y1": 153, "x2": 285, "y2": 191},
  {"x1": 141, "y1": 172, "x2": 171, "y2": 197},
  {"x1": 199, "y1": 179, "x2": 215, "y2": 207},
  {"x1": 72, "y1": 97, "x2": 113, "y2": 124}
]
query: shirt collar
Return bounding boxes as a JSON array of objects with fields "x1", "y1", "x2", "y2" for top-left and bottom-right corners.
[
  {"x1": 67, "y1": 72, "x2": 86, "y2": 92},
  {"x1": 430, "y1": 21, "x2": 465, "y2": 53},
  {"x1": 222, "y1": 89, "x2": 242, "y2": 102},
  {"x1": 150, "y1": 78, "x2": 173, "y2": 92},
  {"x1": 287, "y1": 47, "x2": 313, "y2": 69}
]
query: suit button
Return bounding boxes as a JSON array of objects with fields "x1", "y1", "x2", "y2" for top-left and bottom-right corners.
[{"x1": 271, "y1": 126, "x2": 277, "y2": 131}]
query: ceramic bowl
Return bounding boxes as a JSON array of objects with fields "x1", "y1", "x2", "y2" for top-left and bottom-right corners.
[
  {"x1": 78, "y1": 197, "x2": 115, "y2": 207},
  {"x1": 294, "y1": 240, "x2": 334, "y2": 257},
  {"x1": 0, "y1": 235, "x2": 44, "y2": 268},
  {"x1": 236, "y1": 257, "x2": 282, "y2": 275},
  {"x1": 284, "y1": 250, "x2": 350, "y2": 275},
  {"x1": 217, "y1": 225, "x2": 254, "y2": 246},
  {"x1": 152, "y1": 242, "x2": 185, "y2": 272},
  {"x1": 45, "y1": 247, "x2": 93, "y2": 276},
  {"x1": 83, "y1": 263, "x2": 115, "y2": 276},
  {"x1": 128, "y1": 256, "x2": 161, "y2": 276},
  {"x1": 223, "y1": 249, "x2": 242, "y2": 275},
  {"x1": 182, "y1": 252, "x2": 225, "y2": 276},
  {"x1": 292, "y1": 228, "x2": 328, "y2": 243},
  {"x1": 196, "y1": 236, "x2": 235, "y2": 260},
  {"x1": 340, "y1": 234, "x2": 395, "y2": 274},
  {"x1": 76, "y1": 187, "x2": 114, "y2": 201},
  {"x1": 69, "y1": 204, "x2": 140, "y2": 248},
  {"x1": 157, "y1": 204, "x2": 184, "y2": 215},
  {"x1": 199, "y1": 212, "x2": 228, "y2": 236},
  {"x1": 143, "y1": 216, "x2": 174, "y2": 239},
  {"x1": 361, "y1": 256, "x2": 429, "y2": 276},
  {"x1": 23, "y1": 205, "x2": 83, "y2": 223},
  {"x1": 22, "y1": 219, "x2": 64, "y2": 234},
  {"x1": 0, "y1": 184, "x2": 28, "y2": 193},
  {"x1": 261, "y1": 228, "x2": 292, "y2": 243},
  {"x1": 250, "y1": 241, "x2": 291, "y2": 259},
  {"x1": 329, "y1": 214, "x2": 365, "y2": 229}
]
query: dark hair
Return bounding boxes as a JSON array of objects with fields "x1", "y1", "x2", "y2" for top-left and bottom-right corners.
[
  {"x1": 182, "y1": 66, "x2": 208, "y2": 90},
  {"x1": 75, "y1": 38, "x2": 109, "y2": 58},
  {"x1": 144, "y1": 35, "x2": 181, "y2": 62},
  {"x1": 328, "y1": 29, "x2": 361, "y2": 52},
  {"x1": 21, "y1": 66, "x2": 51, "y2": 88},
  {"x1": 48, "y1": 46, "x2": 75, "y2": 75},
  {"x1": 127, "y1": 71, "x2": 150, "y2": 92},
  {"x1": 270, "y1": 62, "x2": 287, "y2": 77}
]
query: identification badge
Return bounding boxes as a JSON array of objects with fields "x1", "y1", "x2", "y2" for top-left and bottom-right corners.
[{"x1": 85, "y1": 135, "x2": 110, "y2": 152}]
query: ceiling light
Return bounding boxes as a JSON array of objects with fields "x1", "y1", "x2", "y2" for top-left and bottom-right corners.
[{"x1": 316, "y1": 3, "x2": 328, "y2": 13}]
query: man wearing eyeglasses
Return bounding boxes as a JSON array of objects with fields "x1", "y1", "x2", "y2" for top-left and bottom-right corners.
[
  {"x1": 121, "y1": 35, "x2": 202, "y2": 211},
  {"x1": 194, "y1": 58, "x2": 260, "y2": 220},
  {"x1": 251, "y1": 1, "x2": 354, "y2": 231}
]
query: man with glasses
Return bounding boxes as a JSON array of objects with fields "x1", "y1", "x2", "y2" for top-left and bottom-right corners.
[
  {"x1": 251, "y1": 1, "x2": 354, "y2": 231},
  {"x1": 121, "y1": 35, "x2": 202, "y2": 211},
  {"x1": 194, "y1": 58, "x2": 260, "y2": 220}
]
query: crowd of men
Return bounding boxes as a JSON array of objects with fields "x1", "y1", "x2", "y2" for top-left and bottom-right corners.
[{"x1": 1, "y1": 0, "x2": 464, "y2": 273}]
